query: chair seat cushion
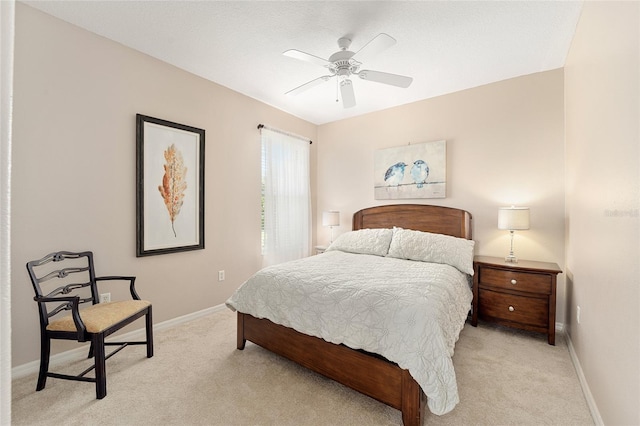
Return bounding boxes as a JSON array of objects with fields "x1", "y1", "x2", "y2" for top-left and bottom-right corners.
[{"x1": 47, "y1": 300, "x2": 151, "y2": 333}]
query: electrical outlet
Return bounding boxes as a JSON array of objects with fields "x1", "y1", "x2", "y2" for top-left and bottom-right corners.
[
  {"x1": 218, "y1": 270, "x2": 225, "y2": 281},
  {"x1": 577, "y1": 305, "x2": 581, "y2": 324},
  {"x1": 99, "y1": 293, "x2": 111, "y2": 303}
]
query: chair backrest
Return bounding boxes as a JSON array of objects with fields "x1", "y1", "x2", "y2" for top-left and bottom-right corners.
[{"x1": 26, "y1": 251, "x2": 98, "y2": 328}]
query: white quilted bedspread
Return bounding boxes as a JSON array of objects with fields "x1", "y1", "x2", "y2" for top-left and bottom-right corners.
[{"x1": 226, "y1": 250, "x2": 472, "y2": 415}]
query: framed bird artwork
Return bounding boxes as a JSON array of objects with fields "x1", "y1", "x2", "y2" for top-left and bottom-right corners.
[{"x1": 374, "y1": 140, "x2": 446, "y2": 200}]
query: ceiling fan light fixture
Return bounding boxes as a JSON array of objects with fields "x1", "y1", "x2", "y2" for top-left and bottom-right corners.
[{"x1": 283, "y1": 33, "x2": 413, "y2": 108}]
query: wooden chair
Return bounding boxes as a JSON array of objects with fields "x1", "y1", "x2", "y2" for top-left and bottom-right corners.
[{"x1": 26, "y1": 251, "x2": 153, "y2": 399}]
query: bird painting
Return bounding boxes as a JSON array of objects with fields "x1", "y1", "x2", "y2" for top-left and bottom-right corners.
[
  {"x1": 410, "y1": 160, "x2": 429, "y2": 188},
  {"x1": 384, "y1": 162, "x2": 407, "y2": 186},
  {"x1": 374, "y1": 140, "x2": 446, "y2": 200}
]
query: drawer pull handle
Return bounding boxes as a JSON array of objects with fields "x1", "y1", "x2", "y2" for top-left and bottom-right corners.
[
  {"x1": 511, "y1": 279, "x2": 517, "y2": 285},
  {"x1": 508, "y1": 306, "x2": 515, "y2": 312}
]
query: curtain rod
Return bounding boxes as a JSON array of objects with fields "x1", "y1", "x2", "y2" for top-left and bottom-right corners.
[{"x1": 257, "y1": 124, "x2": 312, "y2": 144}]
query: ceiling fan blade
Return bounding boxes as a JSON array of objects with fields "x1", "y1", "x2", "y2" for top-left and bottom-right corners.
[
  {"x1": 285, "y1": 75, "x2": 333, "y2": 96},
  {"x1": 283, "y1": 49, "x2": 332, "y2": 67},
  {"x1": 351, "y1": 33, "x2": 396, "y2": 63},
  {"x1": 358, "y1": 70, "x2": 413, "y2": 88},
  {"x1": 340, "y1": 79, "x2": 356, "y2": 108}
]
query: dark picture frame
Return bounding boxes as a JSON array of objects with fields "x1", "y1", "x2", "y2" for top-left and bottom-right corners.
[{"x1": 136, "y1": 114, "x2": 205, "y2": 257}]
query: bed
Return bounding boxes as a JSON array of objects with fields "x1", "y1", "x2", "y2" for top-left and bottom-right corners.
[{"x1": 227, "y1": 204, "x2": 473, "y2": 426}]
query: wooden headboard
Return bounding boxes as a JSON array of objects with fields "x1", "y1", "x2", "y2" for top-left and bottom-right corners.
[{"x1": 352, "y1": 204, "x2": 472, "y2": 240}]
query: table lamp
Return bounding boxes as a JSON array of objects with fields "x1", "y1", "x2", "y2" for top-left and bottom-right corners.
[
  {"x1": 322, "y1": 211, "x2": 340, "y2": 244},
  {"x1": 498, "y1": 206, "x2": 530, "y2": 263}
]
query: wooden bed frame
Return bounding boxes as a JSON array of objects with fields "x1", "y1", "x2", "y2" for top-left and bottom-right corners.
[{"x1": 236, "y1": 204, "x2": 472, "y2": 426}]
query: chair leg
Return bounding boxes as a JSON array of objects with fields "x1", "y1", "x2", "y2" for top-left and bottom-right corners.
[
  {"x1": 88, "y1": 341, "x2": 95, "y2": 359},
  {"x1": 145, "y1": 307, "x2": 154, "y2": 358},
  {"x1": 36, "y1": 334, "x2": 50, "y2": 391},
  {"x1": 93, "y1": 333, "x2": 107, "y2": 399}
]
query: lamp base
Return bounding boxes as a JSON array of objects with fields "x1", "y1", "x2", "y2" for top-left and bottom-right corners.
[{"x1": 505, "y1": 230, "x2": 518, "y2": 263}]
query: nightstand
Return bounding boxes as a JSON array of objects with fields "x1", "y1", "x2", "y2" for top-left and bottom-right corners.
[
  {"x1": 471, "y1": 255, "x2": 562, "y2": 345},
  {"x1": 314, "y1": 245, "x2": 328, "y2": 255}
]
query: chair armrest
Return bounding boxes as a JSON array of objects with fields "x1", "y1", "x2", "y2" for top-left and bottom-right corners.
[
  {"x1": 95, "y1": 276, "x2": 141, "y2": 300},
  {"x1": 34, "y1": 295, "x2": 87, "y2": 340}
]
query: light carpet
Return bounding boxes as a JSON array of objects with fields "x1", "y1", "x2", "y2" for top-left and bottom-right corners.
[{"x1": 11, "y1": 308, "x2": 593, "y2": 425}]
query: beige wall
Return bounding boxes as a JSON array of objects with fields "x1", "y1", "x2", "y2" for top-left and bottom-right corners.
[
  {"x1": 565, "y1": 2, "x2": 640, "y2": 424},
  {"x1": 11, "y1": 4, "x2": 317, "y2": 367},
  {"x1": 316, "y1": 70, "x2": 566, "y2": 318}
]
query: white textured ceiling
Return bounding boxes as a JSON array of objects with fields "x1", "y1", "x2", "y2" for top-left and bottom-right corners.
[{"x1": 23, "y1": 1, "x2": 583, "y2": 125}]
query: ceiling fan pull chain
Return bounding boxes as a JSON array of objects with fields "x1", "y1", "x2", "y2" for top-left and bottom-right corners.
[{"x1": 336, "y1": 77, "x2": 339, "y2": 103}]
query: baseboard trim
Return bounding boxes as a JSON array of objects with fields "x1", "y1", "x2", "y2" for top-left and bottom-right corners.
[
  {"x1": 11, "y1": 303, "x2": 227, "y2": 380},
  {"x1": 565, "y1": 332, "x2": 604, "y2": 425}
]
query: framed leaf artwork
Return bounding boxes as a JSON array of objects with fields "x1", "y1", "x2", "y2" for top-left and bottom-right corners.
[{"x1": 136, "y1": 114, "x2": 205, "y2": 256}]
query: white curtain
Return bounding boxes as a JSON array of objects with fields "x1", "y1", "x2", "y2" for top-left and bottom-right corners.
[{"x1": 261, "y1": 127, "x2": 311, "y2": 266}]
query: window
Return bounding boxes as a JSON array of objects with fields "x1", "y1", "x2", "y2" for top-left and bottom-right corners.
[{"x1": 260, "y1": 127, "x2": 311, "y2": 266}]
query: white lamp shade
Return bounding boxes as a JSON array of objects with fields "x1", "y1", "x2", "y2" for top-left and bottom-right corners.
[
  {"x1": 498, "y1": 207, "x2": 530, "y2": 230},
  {"x1": 322, "y1": 211, "x2": 340, "y2": 227}
]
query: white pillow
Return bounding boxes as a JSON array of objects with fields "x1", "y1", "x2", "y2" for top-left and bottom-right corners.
[
  {"x1": 387, "y1": 229, "x2": 475, "y2": 275},
  {"x1": 325, "y1": 228, "x2": 393, "y2": 257}
]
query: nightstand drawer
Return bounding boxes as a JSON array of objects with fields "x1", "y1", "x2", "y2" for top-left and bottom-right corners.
[
  {"x1": 479, "y1": 289, "x2": 548, "y2": 327},
  {"x1": 480, "y1": 267, "x2": 551, "y2": 294}
]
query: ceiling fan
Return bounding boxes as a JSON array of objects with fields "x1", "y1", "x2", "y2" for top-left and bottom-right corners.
[{"x1": 283, "y1": 33, "x2": 413, "y2": 109}]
